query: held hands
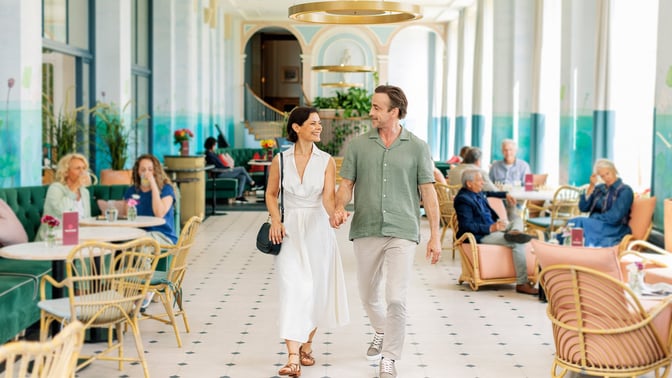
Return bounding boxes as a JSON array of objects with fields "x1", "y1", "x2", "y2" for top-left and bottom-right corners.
[{"x1": 330, "y1": 207, "x2": 350, "y2": 228}]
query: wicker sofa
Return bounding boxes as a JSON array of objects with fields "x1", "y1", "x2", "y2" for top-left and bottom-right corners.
[{"x1": 0, "y1": 184, "x2": 129, "y2": 344}]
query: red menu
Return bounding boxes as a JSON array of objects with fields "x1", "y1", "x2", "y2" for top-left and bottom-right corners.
[
  {"x1": 570, "y1": 227, "x2": 584, "y2": 247},
  {"x1": 524, "y1": 173, "x2": 534, "y2": 191},
  {"x1": 62, "y1": 211, "x2": 79, "y2": 245}
]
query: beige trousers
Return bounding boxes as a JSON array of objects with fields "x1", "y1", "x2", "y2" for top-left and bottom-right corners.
[{"x1": 353, "y1": 236, "x2": 416, "y2": 361}]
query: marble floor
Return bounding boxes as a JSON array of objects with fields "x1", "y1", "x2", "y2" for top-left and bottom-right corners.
[{"x1": 72, "y1": 211, "x2": 576, "y2": 377}]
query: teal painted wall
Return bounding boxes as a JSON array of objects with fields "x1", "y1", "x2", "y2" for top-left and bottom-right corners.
[
  {"x1": 0, "y1": 108, "x2": 41, "y2": 187},
  {"x1": 652, "y1": 112, "x2": 672, "y2": 229},
  {"x1": 490, "y1": 115, "x2": 532, "y2": 164},
  {"x1": 559, "y1": 115, "x2": 593, "y2": 186}
]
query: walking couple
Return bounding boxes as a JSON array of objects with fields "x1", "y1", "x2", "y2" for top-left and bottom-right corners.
[{"x1": 265, "y1": 85, "x2": 441, "y2": 378}]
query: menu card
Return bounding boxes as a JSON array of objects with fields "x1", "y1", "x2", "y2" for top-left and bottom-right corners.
[
  {"x1": 524, "y1": 173, "x2": 534, "y2": 191},
  {"x1": 570, "y1": 227, "x2": 584, "y2": 247},
  {"x1": 62, "y1": 211, "x2": 79, "y2": 245}
]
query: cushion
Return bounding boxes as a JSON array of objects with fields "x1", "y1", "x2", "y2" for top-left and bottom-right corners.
[
  {"x1": 97, "y1": 199, "x2": 128, "y2": 218},
  {"x1": 531, "y1": 239, "x2": 622, "y2": 281},
  {"x1": 0, "y1": 199, "x2": 28, "y2": 247},
  {"x1": 218, "y1": 153, "x2": 234, "y2": 168},
  {"x1": 629, "y1": 196, "x2": 656, "y2": 239}
]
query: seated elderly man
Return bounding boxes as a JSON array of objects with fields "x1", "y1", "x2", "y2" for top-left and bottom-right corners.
[
  {"x1": 453, "y1": 168, "x2": 538, "y2": 295},
  {"x1": 449, "y1": 147, "x2": 520, "y2": 222},
  {"x1": 489, "y1": 139, "x2": 531, "y2": 185}
]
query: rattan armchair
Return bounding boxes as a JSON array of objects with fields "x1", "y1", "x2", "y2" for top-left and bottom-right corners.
[
  {"x1": 525, "y1": 185, "x2": 581, "y2": 234},
  {"x1": 0, "y1": 321, "x2": 85, "y2": 378},
  {"x1": 37, "y1": 238, "x2": 161, "y2": 377},
  {"x1": 141, "y1": 215, "x2": 203, "y2": 347},
  {"x1": 539, "y1": 264, "x2": 672, "y2": 378},
  {"x1": 434, "y1": 183, "x2": 460, "y2": 258}
]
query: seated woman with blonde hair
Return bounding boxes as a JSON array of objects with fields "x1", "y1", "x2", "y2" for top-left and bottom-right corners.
[
  {"x1": 570, "y1": 158, "x2": 633, "y2": 247},
  {"x1": 36, "y1": 153, "x2": 92, "y2": 241}
]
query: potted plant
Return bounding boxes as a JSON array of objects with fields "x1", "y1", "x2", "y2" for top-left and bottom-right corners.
[
  {"x1": 42, "y1": 90, "x2": 88, "y2": 166},
  {"x1": 93, "y1": 100, "x2": 149, "y2": 184}
]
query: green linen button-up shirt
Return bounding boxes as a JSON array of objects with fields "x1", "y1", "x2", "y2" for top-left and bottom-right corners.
[{"x1": 339, "y1": 127, "x2": 435, "y2": 243}]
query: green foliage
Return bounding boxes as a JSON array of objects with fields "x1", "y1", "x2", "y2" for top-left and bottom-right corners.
[
  {"x1": 312, "y1": 87, "x2": 372, "y2": 117},
  {"x1": 312, "y1": 96, "x2": 339, "y2": 109},
  {"x1": 42, "y1": 91, "x2": 88, "y2": 165},
  {"x1": 316, "y1": 118, "x2": 370, "y2": 156},
  {"x1": 92, "y1": 101, "x2": 149, "y2": 170}
]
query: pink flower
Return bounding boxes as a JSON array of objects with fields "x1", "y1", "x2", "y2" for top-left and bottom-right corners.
[
  {"x1": 41, "y1": 214, "x2": 60, "y2": 228},
  {"x1": 7, "y1": 78, "x2": 14, "y2": 89},
  {"x1": 635, "y1": 261, "x2": 644, "y2": 271},
  {"x1": 127, "y1": 198, "x2": 138, "y2": 207}
]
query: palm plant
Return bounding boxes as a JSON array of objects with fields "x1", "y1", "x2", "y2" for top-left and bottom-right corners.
[
  {"x1": 92, "y1": 101, "x2": 149, "y2": 170},
  {"x1": 42, "y1": 91, "x2": 88, "y2": 165}
]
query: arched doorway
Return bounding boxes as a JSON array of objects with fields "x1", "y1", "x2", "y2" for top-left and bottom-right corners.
[{"x1": 244, "y1": 27, "x2": 302, "y2": 112}]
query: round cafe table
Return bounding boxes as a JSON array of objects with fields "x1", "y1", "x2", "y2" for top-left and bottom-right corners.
[{"x1": 79, "y1": 215, "x2": 166, "y2": 227}]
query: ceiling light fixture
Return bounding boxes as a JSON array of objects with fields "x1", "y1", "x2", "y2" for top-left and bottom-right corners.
[
  {"x1": 321, "y1": 82, "x2": 364, "y2": 88},
  {"x1": 312, "y1": 65, "x2": 376, "y2": 73},
  {"x1": 289, "y1": 1, "x2": 422, "y2": 24}
]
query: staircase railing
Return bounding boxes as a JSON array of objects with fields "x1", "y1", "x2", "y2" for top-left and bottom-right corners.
[{"x1": 244, "y1": 83, "x2": 285, "y2": 123}]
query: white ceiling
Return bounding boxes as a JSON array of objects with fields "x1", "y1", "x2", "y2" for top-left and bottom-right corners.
[{"x1": 219, "y1": 0, "x2": 475, "y2": 23}]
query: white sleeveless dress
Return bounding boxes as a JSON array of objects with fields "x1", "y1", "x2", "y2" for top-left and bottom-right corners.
[{"x1": 276, "y1": 146, "x2": 350, "y2": 342}]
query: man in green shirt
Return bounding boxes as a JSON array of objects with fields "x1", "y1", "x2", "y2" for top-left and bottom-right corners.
[{"x1": 333, "y1": 85, "x2": 441, "y2": 378}]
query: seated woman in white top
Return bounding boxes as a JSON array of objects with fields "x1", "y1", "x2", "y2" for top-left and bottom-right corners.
[{"x1": 36, "y1": 153, "x2": 92, "y2": 241}]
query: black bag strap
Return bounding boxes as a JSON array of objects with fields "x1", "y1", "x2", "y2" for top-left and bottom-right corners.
[{"x1": 280, "y1": 152, "x2": 284, "y2": 223}]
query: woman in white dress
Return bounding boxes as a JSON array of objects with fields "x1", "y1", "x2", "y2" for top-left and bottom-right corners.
[{"x1": 266, "y1": 107, "x2": 350, "y2": 377}]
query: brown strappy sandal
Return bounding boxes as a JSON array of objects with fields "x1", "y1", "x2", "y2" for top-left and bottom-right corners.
[
  {"x1": 278, "y1": 352, "x2": 301, "y2": 377},
  {"x1": 299, "y1": 341, "x2": 315, "y2": 366}
]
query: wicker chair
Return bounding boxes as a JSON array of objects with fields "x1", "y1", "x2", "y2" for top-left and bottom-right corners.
[
  {"x1": 525, "y1": 185, "x2": 581, "y2": 235},
  {"x1": 453, "y1": 197, "x2": 539, "y2": 291},
  {"x1": 141, "y1": 215, "x2": 203, "y2": 347},
  {"x1": 521, "y1": 173, "x2": 549, "y2": 222},
  {"x1": 434, "y1": 183, "x2": 460, "y2": 258},
  {"x1": 37, "y1": 238, "x2": 161, "y2": 377},
  {"x1": 539, "y1": 264, "x2": 672, "y2": 378},
  {"x1": 0, "y1": 321, "x2": 85, "y2": 378}
]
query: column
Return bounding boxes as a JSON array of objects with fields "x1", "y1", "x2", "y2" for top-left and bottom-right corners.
[{"x1": 0, "y1": 0, "x2": 43, "y2": 187}]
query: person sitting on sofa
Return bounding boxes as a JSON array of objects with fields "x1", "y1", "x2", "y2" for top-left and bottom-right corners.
[
  {"x1": 204, "y1": 136, "x2": 256, "y2": 204},
  {"x1": 36, "y1": 153, "x2": 92, "y2": 241}
]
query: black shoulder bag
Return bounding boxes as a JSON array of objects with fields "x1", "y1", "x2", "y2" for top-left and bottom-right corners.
[{"x1": 256, "y1": 153, "x2": 284, "y2": 255}]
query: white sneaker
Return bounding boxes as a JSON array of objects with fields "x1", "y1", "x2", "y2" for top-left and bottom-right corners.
[
  {"x1": 366, "y1": 332, "x2": 384, "y2": 361},
  {"x1": 141, "y1": 292, "x2": 155, "y2": 309},
  {"x1": 379, "y1": 357, "x2": 397, "y2": 378}
]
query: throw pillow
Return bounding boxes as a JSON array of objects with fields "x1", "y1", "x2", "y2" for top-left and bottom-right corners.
[
  {"x1": 97, "y1": 199, "x2": 128, "y2": 218},
  {"x1": 0, "y1": 199, "x2": 29, "y2": 247}
]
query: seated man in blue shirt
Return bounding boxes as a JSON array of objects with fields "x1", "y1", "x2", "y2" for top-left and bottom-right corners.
[
  {"x1": 489, "y1": 139, "x2": 531, "y2": 185},
  {"x1": 454, "y1": 168, "x2": 538, "y2": 295}
]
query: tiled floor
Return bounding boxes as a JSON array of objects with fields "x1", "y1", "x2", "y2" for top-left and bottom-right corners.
[{"x1": 75, "y1": 211, "x2": 562, "y2": 378}]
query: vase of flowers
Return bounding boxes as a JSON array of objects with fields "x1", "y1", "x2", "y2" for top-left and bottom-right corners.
[
  {"x1": 174, "y1": 128, "x2": 194, "y2": 156},
  {"x1": 41, "y1": 214, "x2": 60, "y2": 247},
  {"x1": 627, "y1": 261, "x2": 646, "y2": 295},
  {"x1": 127, "y1": 194, "x2": 140, "y2": 221},
  {"x1": 260, "y1": 139, "x2": 276, "y2": 161}
]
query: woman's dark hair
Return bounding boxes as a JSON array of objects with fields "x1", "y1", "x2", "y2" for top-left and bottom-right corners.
[
  {"x1": 374, "y1": 85, "x2": 408, "y2": 120},
  {"x1": 204, "y1": 136, "x2": 217, "y2": 151},
  {"x1": 286, "y1": 106, "x2": 318, "y2": 143}
]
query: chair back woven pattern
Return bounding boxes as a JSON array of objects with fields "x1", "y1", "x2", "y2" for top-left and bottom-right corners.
[
  {"x1": 64, "y1": 239, "x2": 160, "y2": 325},
  {"x1": 141, "y1": 215, "x2": 203, "y2": 347},
  {"x1": 540, "y1": 265, "x2": 672, "y2": 377},
  {"x1": 435, "y1": 183, "x2": 460, "y2": 258},
  {"x1": 0, "y1": 321, "x2": 85, "y2": 378},
  {"x1": 526, "y1": 185, "x2": 581, "y2": 233}
]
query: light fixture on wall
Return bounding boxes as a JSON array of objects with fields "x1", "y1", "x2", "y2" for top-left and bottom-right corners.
[
  {"x1": 312, "y1": 65, "x2": 376, "y2": 73},
  {"x1": 289, "y1": 1, "x2": 422, "y2": 24},
  {"x1": 321, "y1": 81, "x2": 364, "y2": 88}
]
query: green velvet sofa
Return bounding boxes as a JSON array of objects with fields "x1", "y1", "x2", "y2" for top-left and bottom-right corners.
[
  {"x1": 206, "y1": 148, "x2": 269, "y2": 203},
  {"x1": 0, "y1": 184, "x2": 129, "y2": 344}
]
